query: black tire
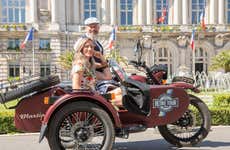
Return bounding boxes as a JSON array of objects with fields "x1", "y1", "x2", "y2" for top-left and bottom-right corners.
[
  {"x1": 0, "y1": 75, "x2": 60, "y2": 104},
  {"x1": 47, "y1": 101, "x2": 115, "y2": 150},
  {"x1": 158, "y1": 94, "x2": 211, "y2": 147}
]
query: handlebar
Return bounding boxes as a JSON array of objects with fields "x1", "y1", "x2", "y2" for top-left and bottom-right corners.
[{"x1": 129, "y1": 60, "x2": 146, "y2": 68}]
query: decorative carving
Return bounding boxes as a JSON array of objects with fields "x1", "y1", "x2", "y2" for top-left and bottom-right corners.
[
  {"x1": 215, "y1": 34, "x2": 225, "y2": 47},
  {"x1": 177, "y1": 36, "x2": 188, "y2": 47}
]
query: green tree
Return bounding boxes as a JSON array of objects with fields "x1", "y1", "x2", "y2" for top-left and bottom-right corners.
[
  {"x1": 210, "y1": 50, "x2": 230, "y2": 72},
  {"x1": 59, "y1": 49, "x2": 74, "y2": 70},
  {"x1": 105, "y1": 49, "x2": 128, "y2": 65}
]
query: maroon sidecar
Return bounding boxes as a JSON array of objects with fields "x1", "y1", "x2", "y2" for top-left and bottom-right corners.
[{"x1": 0, "y1": 61, "x2": 210, "y2": 150}]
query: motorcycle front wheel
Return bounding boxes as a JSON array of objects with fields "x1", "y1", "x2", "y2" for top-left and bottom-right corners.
[
  {"x1": 158, "y1": 94, "x2": 211, "y2": 147},
  {"x1": 47, "y1": 101, "x2": 115, "y2": 150}
]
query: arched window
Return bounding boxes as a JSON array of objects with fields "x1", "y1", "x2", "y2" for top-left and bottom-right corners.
[
  {"x1": 192, "y1": 47, "x2": 208, "y2": 73},
  {"x1": 191, "y1": 0, "x2": 205, "y2": 24},
  {"x1": 156, "y1": 0, "x2": 168, "y2": 24},
  {"x1": 120, "y1": 0, "x2": 133, "y2": 25},
  {"x1": 84, "y1": 0, "x2": 97, "y2": 19},
  {"x1": 1, "y1": 0, "x2": 26, "y2": 23},
  {"x1": 155, "y1": 47, "x2": 172, "y2": 75}
]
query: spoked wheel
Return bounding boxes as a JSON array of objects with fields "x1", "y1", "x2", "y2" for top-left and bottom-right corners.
[
  {"x1": 158, "y1": 95, "x2": 211, "y2": 147},
  {"x1": 47, "y1": 101, "x2": 115, "y2": 150}
]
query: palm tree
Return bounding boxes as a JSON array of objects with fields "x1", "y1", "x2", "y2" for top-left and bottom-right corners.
[
  {"x1": 59, "y1": 49, "x2": 74, "y2": 70},
  {"x1": 210, "y1": 50, "x2": 230, "y2": 73},
  {"x1": 105, "y1": 49, "x2": 128, "y2": 65}
]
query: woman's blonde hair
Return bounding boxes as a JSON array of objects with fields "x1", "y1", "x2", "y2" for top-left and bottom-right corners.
[{"x1": 73, "y1": 37, "x2": 95, "y2": 69}]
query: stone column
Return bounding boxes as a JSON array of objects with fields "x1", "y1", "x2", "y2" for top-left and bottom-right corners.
[
  {"x1": 138, "y1": 0, "x2": 146, "y2": 25},
  {"x1": 101, "y1": 0, "x2": 109, "y2": 24},
  {"x1": 182, "y1": 0, "x2": 188, "y2": 24},
  {"x1": 173, "y1": 0, "x2": 181, "y2": 24},
  {"x1": 168, "y1": 0, "x2": 174, "y2": 24},
  {"x1": 51, "y1": 0, "x2": 58, "y2": 23},
  {"x1": 0, "y1": 4, "x2": 1, "y2": 19},
  {"x1": 209, "y1": 0, "x2": 217, "y2": 24},
  {"x1": 30, "y1": 0, "x2": 38, "y2": 23},
  {"x1": 110, "y1": 0, "x2": 116, "y2": 25},
  {"x1": 66, "y1": 0, "x2": 71, "y2": 24},
  {"x1": 218, "y1": 0, "x2": 225, "y2": 24},
  {"x1": 48, "y1": 0, "x2": 51, "y2": 11},
  {"x1": 96, "y1": 0, "x2": 101, "y2": 22},
  {"x1": 133, "y1": 0, "x2": 138, "y2": 25},
  {"x1": 146, "y1": 0, "x2": 153, "y2": 25},
  {"x1": 73, "y1": 0, "x2": 80, "y2": 24},
  {"x1": 59, "y1": 0, "x2": 66, "y2": 25}
]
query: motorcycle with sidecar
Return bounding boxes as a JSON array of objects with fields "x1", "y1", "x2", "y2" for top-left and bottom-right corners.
[{"x1": 0, "y1": 59, "x2": 211, "y2": 150}]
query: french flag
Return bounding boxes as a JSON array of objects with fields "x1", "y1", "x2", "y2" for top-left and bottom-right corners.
[
  {"x1": 200, "y1": 9, "x2": 206, "y2": 31},
  {"x1": 108, "y1": 27, "x2": 116, "y2": 49},
  {"x1": 20, "y1": 27, "x2": 34, "y2": 49},
  {"x1": 190, "y1": 29, "x2": 195, "y2": 51},
  {"x1": 157, "y1": 7, "x2": 167, "y2": 24}
]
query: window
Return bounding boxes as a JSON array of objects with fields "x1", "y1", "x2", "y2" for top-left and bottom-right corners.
[
  {"x1": 156, "y1": 0, "x2": 168, "y2": 24},
  {"x1": 7, "y1": 38, "x2": 20, "y2": 50},
  {"x1": 39, "y1": 39, "x2": 51, "y2": 50},
  {"x1": 8, "y1": 62, "x2": 20, "y2": 77},
  {"x1": 192, "y1": 0, "x2": 205, "y2": 24},
  {"x1": 40, "y1": 62, "x2": 50, "y2": 77},
  {"x1": 1, "y1": 0, "x2": 26, "y2": 23},
  {"x1": 84, "y1": 0, "x2": 97, "y2": 19},
  {"x1": 194, "y1": 47, "x2": 208, "y2": 73},
  {"x1": 155, "y1": 47, "x2": 172, "y2": 75},
  {"x1": 120, "y1": 0, "x2": 133, "y2": 25},
  {"x1": 227, "y1": 0, "x2": 230, "y2": 23}
]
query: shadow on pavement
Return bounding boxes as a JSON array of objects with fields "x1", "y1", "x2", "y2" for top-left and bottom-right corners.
[
  {"x1": 199, "y1": 140, "x2": 230, "y2": 147},
  {"x1": 113, "y1": 139, "x2": 230, "y2": 150}
]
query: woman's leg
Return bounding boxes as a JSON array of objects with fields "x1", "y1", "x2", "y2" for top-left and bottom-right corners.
[{"x1": 108, "y1": 87, "x2": 123, "y2": 107}]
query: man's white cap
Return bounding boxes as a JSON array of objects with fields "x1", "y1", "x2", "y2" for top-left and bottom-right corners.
[{"x1": 84, "y1": 17, "x2": 100, "y2": 25}]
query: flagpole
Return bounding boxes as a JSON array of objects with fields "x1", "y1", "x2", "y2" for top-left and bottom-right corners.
[
  {"x1": 191, "y1": 28, "x2": 196, "y2": 76},
  {"x1": 192, "y1": 46, "x2": 195, "y2": 76},
  {"x1": 32, "y1": 26, "x2": 35, "y2": 76}
]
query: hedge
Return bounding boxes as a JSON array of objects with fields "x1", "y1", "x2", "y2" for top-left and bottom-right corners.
[
  {"x1": 210, "y1": 107, "x2": 230, "y2": 125},
  {"x1": 210, "y1": 93, "x2": 230, "y2": 125},
  {"x1": 0, "y1": 111, "x2": 19, "y2": 134},
  {"x1": 212, "y1": 93, "x2": 230, "y2": 107},
  {"x1": 0, "y1": 107, "x2": 230, "y2": 134}
]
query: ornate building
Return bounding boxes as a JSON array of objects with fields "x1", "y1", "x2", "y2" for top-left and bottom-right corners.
[{"x1": 0, "y1": 0, "x2": 230, "y2": 81}]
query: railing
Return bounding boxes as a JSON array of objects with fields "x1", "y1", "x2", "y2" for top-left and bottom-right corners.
[{"x1": 1, "y1": 23, "x2": 230, "y2": 33}]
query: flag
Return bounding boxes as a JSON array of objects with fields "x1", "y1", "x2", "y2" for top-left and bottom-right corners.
[
  {"x1": 20, "y1": 27, "x2": 34, "y2": 49},
  {"x1": 108, "y1": 27, "x2": 116, "y2": 49},
  {"x1": 157, "y1": 7, "x2": 167, "y2": 24},
  {"x1": 190, "y1": 29, "x2": 195, "y2": 51},
  {"x1": 200, "y1": 9, "x2": 206, "y2": 31}
]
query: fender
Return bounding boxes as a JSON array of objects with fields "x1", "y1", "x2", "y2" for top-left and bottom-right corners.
[
  {"x1": 170, "y1": 82, "x2": 200, "y2": 93},
  {"x1": 39, "y1": 92, "x2": 121, "y2": 142}
]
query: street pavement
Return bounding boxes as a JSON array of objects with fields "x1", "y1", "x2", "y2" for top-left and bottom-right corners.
[{"x1": 0, "y1": 126, "x2": 229, "y2": 150}]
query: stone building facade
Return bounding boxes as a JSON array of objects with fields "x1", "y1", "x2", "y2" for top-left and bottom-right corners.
[{"x1": 0, "y1": 0, "x2": 230, "y2": 81}]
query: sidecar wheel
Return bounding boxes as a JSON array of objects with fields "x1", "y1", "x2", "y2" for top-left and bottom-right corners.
[
  {"x1": 158, "y1": 95, "x2": 211, "y2": 147},
  {"x1": 47, "y1": 101, "x2": 115, "y2": 150}
]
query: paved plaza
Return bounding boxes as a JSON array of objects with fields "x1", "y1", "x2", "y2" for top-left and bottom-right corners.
[{"x1": 0, "y1": 126, "x2": 229, "y2": 150}]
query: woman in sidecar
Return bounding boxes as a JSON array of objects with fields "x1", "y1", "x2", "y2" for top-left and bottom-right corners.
[{"x1": 71, "y1": 37, "x2": 122, "y2": 107}]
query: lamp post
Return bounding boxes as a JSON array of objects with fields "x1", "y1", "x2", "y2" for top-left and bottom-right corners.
[{"x1": 142, "y1": 34, "x2": 153, "y2": 65}]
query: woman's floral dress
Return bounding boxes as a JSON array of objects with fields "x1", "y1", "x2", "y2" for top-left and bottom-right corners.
[{"x1": 72, "y1": 63, "x2": 96, "y2": 90}]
